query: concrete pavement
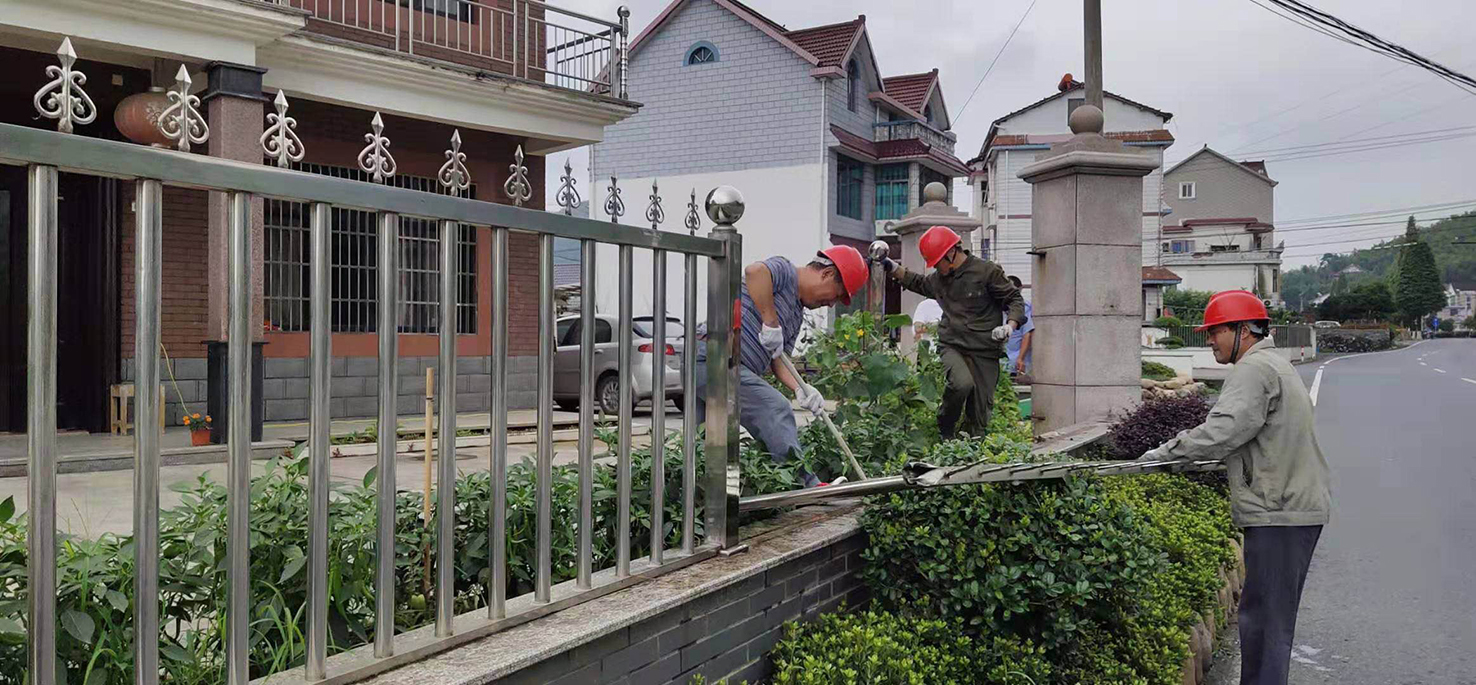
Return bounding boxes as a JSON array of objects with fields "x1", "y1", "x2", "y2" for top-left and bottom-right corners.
[{"x1": 1209, "y1": 339, "x2": 1476, "y2": 684}]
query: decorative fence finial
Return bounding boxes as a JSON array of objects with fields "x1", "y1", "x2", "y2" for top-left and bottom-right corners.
[
  {"x1": 438, "y1": 130, "x2": 471, "y2": 197},
  {"x1": 260, "y1": 91, "x2": 305, "y2": 168},
  {"x1": 33, "y1": 37, "x2": 97, "y2": 134},
  {"x1": 556, "y1": 158, "x2": 581, "y2": 216},
  {"x1": 604, "y1": 176, "x2": 625, "y2": 223},
  {"x1": 357, "y1": 112, "x2": 396, "y2": 183},
  {"x1": 645, "y1": 179, "x2": 665, "y2": 230},
  {"x1": 159, "y1": 64, "x2": 208, "y2": 152},
  {"x1": 503, "y1": 145, "x2": 531, "y2": 206},
  {"x1": 683, "y1": 187, "x2": 701, "y2": 235}
]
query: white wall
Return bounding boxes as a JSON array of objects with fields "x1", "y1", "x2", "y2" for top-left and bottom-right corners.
[
  {"x1": 590, "y1": 164, "x2": 826, "y2": 328},
  {"x1": 1174, "y1": 264, "x2": 1259, "y2": 294},
  {"x1": 1002, "y1": 93, "x2": 1167, "y2": 136}
]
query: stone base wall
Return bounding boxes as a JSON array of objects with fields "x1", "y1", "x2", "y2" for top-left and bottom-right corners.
[
  {"x1": 123, "y1": 355, "x2": 538, "y2": 425},
  {"x1": 492, "y1": 532, "x2": 869, "y2": 685}
]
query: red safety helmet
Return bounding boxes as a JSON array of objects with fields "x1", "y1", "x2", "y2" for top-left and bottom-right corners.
[
  {"x1": 1196, "y1": 290, "x2": 1269, "y2": 332},
  {"x1": 919, "y1": 225, "x2": 961, "y2": 268},
  {"x1": 817, "y1": 245, "x2": 868, "y2": 305}
]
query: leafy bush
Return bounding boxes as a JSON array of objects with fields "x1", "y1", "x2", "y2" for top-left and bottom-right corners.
[
  {"x1": 1317, "y1": 332, "x2": 1392, "y2": 353},
  {"x1": 1155, "y1": 336, "x2": 1184, "y2": 349},
  {"x1": 1153, "y1": 315, "x2": 1184, "y2": 329},
  {"x1": 0, "y1": 425, "x2": 800, "y2": 684},
  {"x1": 1141, "y1": 360, "x2": 1177, "y2": 382},
  {"x1": 769, "y1": 608, "x2": 1051, "y2": 685},
  {"x1": 1107, "y1": 395, "x2": 1211, "y2": 461},
  {"x1": 1162, "y1": 289, "x2": 1214, "y2": 324}
]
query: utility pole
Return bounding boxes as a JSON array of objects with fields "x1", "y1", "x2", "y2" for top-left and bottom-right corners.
[{"x1": 1084, "y1": 0, "x2": 1104, "y2": 110}]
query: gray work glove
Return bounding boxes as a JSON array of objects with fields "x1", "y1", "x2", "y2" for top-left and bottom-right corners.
[
  {"x1": 991, "y1": 322, "x2": 1015, "y2": 341},
  {"x1": 796, "y1": 385, "x2": 826, "y2": 415},
  {"x1": 879, "y1": 256, "x2": 898, "y2": 274},
  {"x1": 760, "y1": 324, "x2": 784, "y2": 359}
]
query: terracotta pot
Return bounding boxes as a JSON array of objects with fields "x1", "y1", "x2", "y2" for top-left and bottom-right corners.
[
  {"x1": 190, "y1": 429, "x2": 212, "y2": 447},
  {"x1": 115, "y1": 88, "x2": 173, "y2": 147}
]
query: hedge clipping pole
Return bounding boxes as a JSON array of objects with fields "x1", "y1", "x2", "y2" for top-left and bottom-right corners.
[{"x1": 777, "y1": 353, "x2": 869, "y2": 481}]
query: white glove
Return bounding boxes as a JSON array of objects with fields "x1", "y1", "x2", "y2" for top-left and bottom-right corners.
[
  {"x1": 991, "y1": 322, "x2": 1015, "y2": 341},
  {"x1": 760, "y1": 324, "x2": 784, "y2": 359},
  {"x1": 797, "y1": 385, "x2": 826, "y2": 415}
]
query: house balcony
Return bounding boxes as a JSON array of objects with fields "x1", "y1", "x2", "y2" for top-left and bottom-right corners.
[
  {"x1": 270, "y1": 0, "x2": 629, "y2": 99},
  {"x1": 1161, "y1": 248, "x2": 1284, "y2": 267},
  {"x1": 873, "y1": 119, "x2": 957, "y2": 155}
]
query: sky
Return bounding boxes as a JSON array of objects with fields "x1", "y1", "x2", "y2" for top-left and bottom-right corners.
[{"x1": 545, "y1": 0, "x2": 1476, "y2": 269}]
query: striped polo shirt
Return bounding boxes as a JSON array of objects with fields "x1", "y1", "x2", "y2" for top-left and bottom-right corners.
[{"x1": 698, "y1": 256, "x2": 804, "y2": 376}]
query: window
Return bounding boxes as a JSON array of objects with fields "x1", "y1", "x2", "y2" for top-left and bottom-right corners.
[
  {"x1": 847, "y1": 59, "x2": 859, "y2": 112},
  {"x1": 1178, "y1": 182, "x2": 1196, "y2": 199},
  {"x1": 1168, "y1": 239, "x2": 1196, "y2": 254},
  {"x1": 1210, "y1": 244, "x2": 1241, "y2": 253},
  {"x1": 1067, "y1": 97, "x2": 1085, "y2": 122},
  {"x1": 560, "y1": 319, "x2": 613, "y2": 346},
  {"x1": 874, "y1": 163, "x2": 909, "y2": 221},
  {"x1": 263, "y1": 163, "x2": 477, "y2": 335},
  {"x1": 403, "y1": 0, "x2": 474, "y2": 22},
  {"x1": 979, "y1": 237, "x2": 991, "y2": 261},
  {"x1": 683, "y1": 41, "x2": 718, "y2": 65},
  {"x1": 923, "y1": 104, "x2": 934, "y2": 126},
  {"x1": 837, "y1": 156, "x2": 864, "y2": 220}
]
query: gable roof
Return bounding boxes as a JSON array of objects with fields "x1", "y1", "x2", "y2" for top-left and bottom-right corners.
[
  {"x1": 881, "y1": 70, "x2": 937, "y2": 112},
  {"x1": 971, "y1": 80, "x2": 1173, "y2": 163},
  {"x1": 1164, "y1": 146, "x2": 1278, "y2": 186},
  {"x1": 787, "y1": 18, "x2": 866, "y2": 68},
  {"x1": 627, "y1": 0, "x2": 821, "y2": 65},
  {"x1": 1142, "y1": 266, "x2": 1182, "y2": 284}
]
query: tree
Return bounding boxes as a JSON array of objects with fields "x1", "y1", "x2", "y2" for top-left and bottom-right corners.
[
  {"x1": 1318, "y1": 281, "x2": 1396, "y2": 322},
  {"x1": 1162, "y1": 288, "x2": 1215, "y2": 324},
  {"x1": 1438, "y1": 318, "x2": 1455, "y2": 333},
  {"x1": 1393, "y1": 238, "x2": 1447, "y2": 325},
  {"x1": 1465, "y1": 314, "x2": 1476, "y2": 331}
]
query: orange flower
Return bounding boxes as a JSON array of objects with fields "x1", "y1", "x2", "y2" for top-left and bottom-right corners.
[
  {"x1": 182, "y1": 416, "x2": 191, "y2": 425},
  {"x1": 204, "y1": 415, "x2": 212, "y2": 422}
]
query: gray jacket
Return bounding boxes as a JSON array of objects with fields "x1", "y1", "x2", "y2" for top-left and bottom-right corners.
[{"x1": 1148, "y1": 339, "x2": 1331, "y2": 527}]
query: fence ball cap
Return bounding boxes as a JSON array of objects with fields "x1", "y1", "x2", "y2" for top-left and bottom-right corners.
[{"x1": 705, "y1": 186, "x2": 745, "y2": 225}]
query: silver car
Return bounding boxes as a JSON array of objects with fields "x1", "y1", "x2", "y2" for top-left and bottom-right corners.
[{"x1": 552, "y1": 314, "x2": 685, "y2": 415}]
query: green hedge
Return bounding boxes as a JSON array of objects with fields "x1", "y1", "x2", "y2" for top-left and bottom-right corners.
[
  {"x1": 769, "y1": 609, "x2": 1051, "y2": 685},
  {"x1": 1141, "y1": 360, "x2": 1178, "y2": 381}
]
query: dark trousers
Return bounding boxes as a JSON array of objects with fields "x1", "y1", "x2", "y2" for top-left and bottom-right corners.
[
  {"x1": 938, "y1": 345, "x2": 1001, "y2": 439},
  {"x1": 1239, "y1": 525, "x2": 1322, "y2": 685}
]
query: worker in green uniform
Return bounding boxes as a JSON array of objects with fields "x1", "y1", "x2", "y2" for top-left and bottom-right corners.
[{"x1": 876, "y1": 226, "x2": 1026, "y2": 438}]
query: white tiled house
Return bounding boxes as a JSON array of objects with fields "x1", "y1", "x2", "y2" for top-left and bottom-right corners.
[
  {"x1": 1162, "y1": 147, "x2": 1284, "y2": 306},
  {"x1": 589, "y1": 0, "x2": 970, "y2": 325}
]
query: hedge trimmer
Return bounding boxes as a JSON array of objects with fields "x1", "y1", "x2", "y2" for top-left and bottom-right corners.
[{"x1": 777, "y1": 353, "x2": 869, "y2": 481}]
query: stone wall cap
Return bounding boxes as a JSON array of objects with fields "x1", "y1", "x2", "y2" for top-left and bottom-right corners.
[{"x1": 1018, "y1": 145, "x2": 1160, "y2": 182}]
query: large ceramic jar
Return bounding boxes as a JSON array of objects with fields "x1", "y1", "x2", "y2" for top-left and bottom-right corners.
[{"x1": 114, "y1": 88, "x2": 173, "y2": 147}]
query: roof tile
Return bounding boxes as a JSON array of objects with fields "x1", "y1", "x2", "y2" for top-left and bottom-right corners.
[
  {"x1": 881, "y1": 71, "x2": 936, "y2": 112},
  {"x1": 786, "y1": 19, "x2": 863, "y2": 68}
]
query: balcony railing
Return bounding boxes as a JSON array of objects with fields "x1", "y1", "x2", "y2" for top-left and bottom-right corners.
[
  {"x1": 873, "y1": 119, "x2": 957, "y2": 153},
  {"x1": 275, "y1": 0, "x2": 629, "y2": 98}
]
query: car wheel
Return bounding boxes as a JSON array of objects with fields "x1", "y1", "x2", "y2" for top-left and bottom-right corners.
[
  {"x1": 596, "y1": 374, "x2": 621, "y2": 416},
  {"x1": 667, "y1": 393, "x2": 684, "y2": 410}
]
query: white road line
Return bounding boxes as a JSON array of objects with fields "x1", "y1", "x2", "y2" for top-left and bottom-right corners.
[
  {"x1": 1420, "y1": 362, "x2": 1428, "y2": 366},
  {"x1": 1310, "y1": 368, "x2": 1325, "y2": 406},
  {"x1": 1462, "y1": 378, "x2": 1476, "y2": 385},
  {"x1": 1434, "y1": 368, "x2": 1447, "y2": 374}
]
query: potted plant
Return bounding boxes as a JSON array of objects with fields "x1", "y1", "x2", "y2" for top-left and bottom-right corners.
[{"x1": 183, "y1": 412, "x2": 212, "y2": 446}]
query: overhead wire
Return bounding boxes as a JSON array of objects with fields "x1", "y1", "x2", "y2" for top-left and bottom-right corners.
[{"x1": 955, "y1": 0, "x2": 1037, "y2": 119}]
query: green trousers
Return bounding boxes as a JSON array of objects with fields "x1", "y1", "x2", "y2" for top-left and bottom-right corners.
[{"x1": 938, "y1": 345, "x2": 1001, "y2": 439}]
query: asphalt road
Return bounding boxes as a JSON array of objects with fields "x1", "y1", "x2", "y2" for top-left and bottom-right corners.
[{"x1": 1210, "y1": 340, "x2": 1476, "y2": 685}]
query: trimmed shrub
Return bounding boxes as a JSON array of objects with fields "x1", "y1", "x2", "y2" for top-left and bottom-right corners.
[
  {"x1": 1141, "y1": 360, "x2": 1177, "y2": 381},
  {"x1": 1153, "y1": 315, "x2": 1185, "y2": 328},
  {"x1": 1107, "y1": 395, "x2": 1211, "y2": 461},
  {"x1": 769, "y1": 609, "x2": 1051, "y2": 685},
  {"x1": 1155, "y1": 336, "x2": 1185, "y2": 349},
  {"x1": 1317, "y1": 332, "x2": 1392, "y2": 353}
]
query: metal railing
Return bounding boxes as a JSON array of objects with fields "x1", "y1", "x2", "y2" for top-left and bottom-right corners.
[
  {"x1": 275, "y1": 0, "x2": 628, "y2": 99},
  {"x1": 10, "y1": 41, "x2": 730, "y2": 685}
]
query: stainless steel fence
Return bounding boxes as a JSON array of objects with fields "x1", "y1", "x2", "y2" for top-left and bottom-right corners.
[{"x1": 6, "y1": 54, "x2": 736, "y2": 683}]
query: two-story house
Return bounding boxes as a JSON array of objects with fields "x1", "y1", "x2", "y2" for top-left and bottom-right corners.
[
  {"x1": 0, "y1": 0, "x2": 637, "y2": 432},
  {"x1": 1161, "y1": 147, "x2": 1284, "y2": 306},
  {"x1": 589, "y1": 0, "x2": 970, "y2": 328},
  {"x1": 967, "y1": 76, "x2": 1175, "y2": 297}
]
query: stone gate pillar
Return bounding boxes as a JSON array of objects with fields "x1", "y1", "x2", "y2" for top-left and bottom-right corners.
[
  {"x1": 1018, "y1": 106, "x2": 1157, "y2": 435},
  {"x1": 887, "y1": 182, "x2": 981, "y2": 358}
]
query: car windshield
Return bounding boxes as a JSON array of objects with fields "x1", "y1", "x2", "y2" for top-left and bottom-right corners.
[{"x1": 632, "y1": 318, "x2": 683, "y2": 339}]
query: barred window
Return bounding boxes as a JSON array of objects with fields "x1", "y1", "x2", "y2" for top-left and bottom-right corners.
[{"x1": 263, "y1": 163, "x2": 477, "y2": 334}]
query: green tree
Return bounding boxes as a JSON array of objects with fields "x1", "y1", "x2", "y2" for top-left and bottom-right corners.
[
  {"x1": 1438, "y1": 318, "x2": 1455, "y2": 333},
  {"x1": 1464, "y1": 314, "x2": 1476, "y2": 330},
  {"x1": 1162, "y1": 288, "x2": 1215, "y2": 324},
  {"x1": 1393, "y1": 237, "x2": 1447, "y2": 325},
  {"x1": 1318, "y1": 281, "x2": 1395, "y2": 322}
]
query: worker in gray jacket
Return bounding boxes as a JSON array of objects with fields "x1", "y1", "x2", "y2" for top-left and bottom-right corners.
[{"x1": 1139, "y1": 290, "x2": 1331, "y2": 685}]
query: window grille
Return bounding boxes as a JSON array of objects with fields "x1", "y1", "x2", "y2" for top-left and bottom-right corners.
[{"x1": 264, "y1": 163, "x2": 477, "y2": 334}]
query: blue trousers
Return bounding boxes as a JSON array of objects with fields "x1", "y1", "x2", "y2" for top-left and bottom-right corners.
[
  {"x1": 693, "y1": 362, "x2": 817, "y2": 488},
  {"x1": 1239, "y1": 525, "x2": 1322, "y2": 685}
]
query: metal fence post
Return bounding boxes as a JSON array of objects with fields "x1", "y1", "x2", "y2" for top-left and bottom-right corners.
[
  {"x1": 306, "y1": 202, "x2": 332, "y2": 680},
  {"x1": 536, "y1": 233, "x2": 555, "y2": 601},
  {"x1": 489, "y1": 226, "x2": 509, "y2": 619},
  {"x1": 133, "y1": 178, "x2": 164, "y2": 685},
  {"x1": 374, "y1": 212, "x2": 400, "y2": 658},
  {"x1": 436, "y1": 220, "x2": 458, "y2": 636},
  {"x1": 703, "y1": 187, "x2": 744, "y2": 552},
  {"x1": 226, "y1": 191, "x2": 254, "y2": 685},
  {"x1": 26, "y1": 164, "x2": 58, "y2": 685}
]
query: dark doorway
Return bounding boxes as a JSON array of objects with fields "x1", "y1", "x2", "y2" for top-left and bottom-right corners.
[{"x1": 0, "y1": 168, "x2": 121, "y2": 433}]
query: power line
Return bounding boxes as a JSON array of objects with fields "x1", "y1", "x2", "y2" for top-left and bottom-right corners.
[{"x1": 956, "y1": 0, "x2": 1037, "y2": 119}]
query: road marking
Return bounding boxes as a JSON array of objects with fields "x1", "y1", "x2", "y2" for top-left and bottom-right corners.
[
  {"x1": 1310, "y1": 368, "x2": 1324, "y2": 406},
  {"x1": 1434, "y1": 368, "x2": 1447, "y2": 374},
  {"x1": 1420, "y1": 362, "x2": 1428, "y2": 366},
  {"x1": 1463, "y1": 378, "x2": 1476, "y2": 385}
]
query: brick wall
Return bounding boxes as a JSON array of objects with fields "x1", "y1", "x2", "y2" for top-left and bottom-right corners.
[
  {"x1": 491, "y1": 530, "x2": 869, "y2": 685},
  {"x1": 121, "y1": 185, "x2": 212, "y2": 358}
]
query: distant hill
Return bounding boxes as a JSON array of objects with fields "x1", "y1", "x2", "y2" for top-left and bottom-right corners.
[{"x1": 1282, "y1": 212, "x2": 1476, "y2": 310}]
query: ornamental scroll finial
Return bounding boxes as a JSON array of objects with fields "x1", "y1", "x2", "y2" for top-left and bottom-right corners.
[
  {"x1": 158, "y1": 65, "x2": 208, "y2": 152},
  {"x1": 260, "y1": 91, "x2": 305, "y2": 168},
  {"x1": 357, "y1": 112, "x2": 397, "y2": 183},
  {"x1": 503, "y1": 145, "x2": 532, "y2": 207},
  {"x1": 604, "y1": 176, "x2": 625, "y2": 223},
  {"x1": 645, "y1": 179, "x2": 665, "y2": 230},
  {"x1": 556, "y1": 158, "x2": 581, "y2": 216},
  {"x1": 32, "y1": 37, "x2": 97, "y2": 134},
  {"x1": 438, "y1": 130, "x2": 471, "y2": 197},
  {"x1": 683, "y1": 188, "x2": 701, "y2": 235}
]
